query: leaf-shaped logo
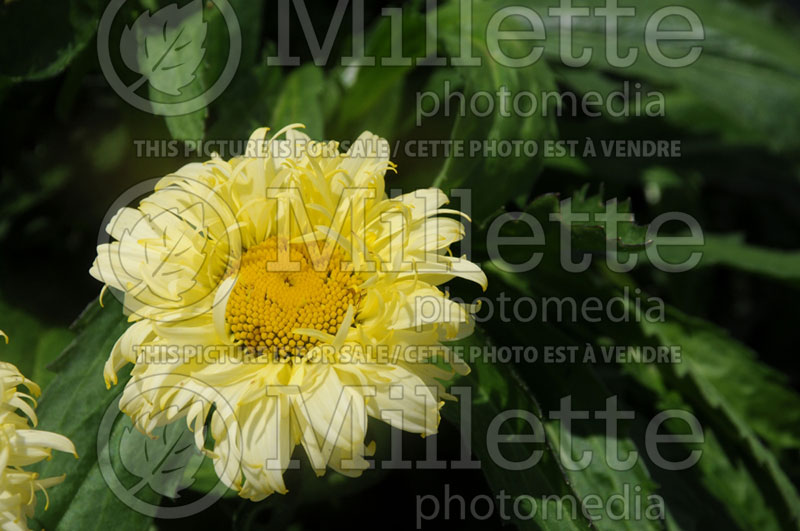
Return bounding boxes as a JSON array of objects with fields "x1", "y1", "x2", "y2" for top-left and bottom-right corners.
[
  {"x1": 118, "y1": 415, "x2": 204, "y2": 499},
  {"x1": 115, "y1": 201, "x2": 211, "y2": 307},
  {"x1": 120, "y1": 0, "x2": 208, "y2": 96}
]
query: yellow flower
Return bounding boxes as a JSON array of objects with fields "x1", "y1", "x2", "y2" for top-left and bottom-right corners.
[
  {"x1": 90, "y1": 125, "x2": 486, "y2": 500},
  {"x1": 1, "y1": 356, "x2": 77, "y2": 531}
]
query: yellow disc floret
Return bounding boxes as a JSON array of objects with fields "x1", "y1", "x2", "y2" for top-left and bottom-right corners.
[{"x1": 226, "y1": 237, "x2": 362, "y2": 358}]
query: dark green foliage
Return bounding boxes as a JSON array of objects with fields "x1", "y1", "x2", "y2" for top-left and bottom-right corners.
[{"x1": 1, "y1": 0, "x2": 799, "y2": 529}]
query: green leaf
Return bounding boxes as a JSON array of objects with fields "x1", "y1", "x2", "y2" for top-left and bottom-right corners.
[
  {"x1": 206, "y1": 58, "x2": 283, "y2": 141},
  {"x1": 31, "y1": 328, "x2": 76, "y2": 389},
  {"x1": 271, "y1": 64, "x2": 326, "y2": 140},
  {"x1": 230, "y1": 0, "x2": 263, "y2": 71},
  {"x1": 641, "y1": 232, "x2": 800, "y2": 286},
  {"x1": 566, "y1": 185, "x2": 650, "y2": 251},
  {"x1": 328, "y1": 11, "x2": 426, "y2": 138},
  {"x1": 442, "y1": 330, "x2": 593, "y2": 530},
  {"x1": 529, "y1": 0, "x2": 800, "y2": 151},
  {"x1": 463, "y1": 299, "x2": 665, "y2": 530},
  {"x1": 641, "y1": 308, "x2": 800, "y2": 530},
  {"x1": 51, "y1": 414, "x2": 164, "y2": 531},
  {"x1": 644, "y1": 306, "x2": 800, "y2": 452},
  {"x1": 433, "y1": 2, "x2": 557, "y2": 219},
  {"x1": 201, "y1": 0, "x2": 268, "y2": 141},
  {"x1": 29, "y1": 298, "x2": 156, "y2": 530},
  {"x1": 48, "y1": 462, "x2": 150, "y2": 531},
  {"x1": 475, "y1": 188, "x2": 649, "y2": 271},
  {"x1": 184, "y1": 456, "x2": 237, "y2": 499},
  {"x1": 480, "y1": 253, "x2": 800, "y2": 529},
  {"x1": 0, "y1": 295, "x2": 74, "y2": 389},
  {"x1": 620, "y1": 362, "x2": 785, "y2": 530}
]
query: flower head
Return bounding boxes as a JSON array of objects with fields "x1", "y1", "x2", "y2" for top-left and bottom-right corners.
[
  {"x1": 0, "y1": 357, "x2": 77, "y2": 530},
  {"x1": 90, "y1": 125, "x2": 486, "y2": 500}
]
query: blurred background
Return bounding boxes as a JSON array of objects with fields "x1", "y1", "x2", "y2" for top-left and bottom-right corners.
[{"x1": 2, "y1": 0, "x2": 800, "y2": 529}]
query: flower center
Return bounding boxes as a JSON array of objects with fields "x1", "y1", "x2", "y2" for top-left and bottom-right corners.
[{"x1": 226, "y1": 237, "x2": 362, "y2": 358}]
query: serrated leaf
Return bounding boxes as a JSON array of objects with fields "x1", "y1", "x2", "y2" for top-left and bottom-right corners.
[
  {"x1": 488, "y1": 243, "x2": 800, "y2": 530},
  {"x1": 478, "y1": 254, "x2": 797, "y2": 529},
  {"x1": 640, "y1": 307, "x2": 800, "y2": 528},
  {"x1": 620, "y1": 362, "x2": 784, "y2": 530},
  {"x1": 644, "y1": 307, "x2": 800, "y2": 453},
  {"x1": 567, "y1": 185, "x2": 650, "y2": 251},
  {"x1": 475, "y1": 187, "x2": 649, "y2": 274}
]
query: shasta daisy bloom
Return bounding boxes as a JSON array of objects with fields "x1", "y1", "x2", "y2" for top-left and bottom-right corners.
[
  {"x1": 1, "y1": 356, "x2": 77, "y2": 531},
  {"x1": 90, "y1": 125, "x2": 486, "y2": 500}
]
